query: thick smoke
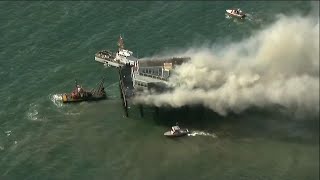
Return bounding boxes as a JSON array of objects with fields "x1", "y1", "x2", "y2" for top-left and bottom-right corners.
[{"x1": 133, "y1": 9, "x2": 319, "y2": 117}]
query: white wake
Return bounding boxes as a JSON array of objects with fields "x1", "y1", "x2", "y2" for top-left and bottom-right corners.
[
  {"x1": 188, "y1": 130, "x2": 217, "y2": 138},
  {"x1": 50, "y1": 94, "x2": 63, "y2": 107}
]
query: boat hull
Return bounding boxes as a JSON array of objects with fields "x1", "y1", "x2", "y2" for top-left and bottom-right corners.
[
  {"x1": 62, "y1": 93, "x2": 106, "y2": 103},
  {"x1": 164, "y1": 129, "x2": 189, "y2": 137},
  {"x1": 226, "y1": 9, "x2": 246, "y2": 19}
]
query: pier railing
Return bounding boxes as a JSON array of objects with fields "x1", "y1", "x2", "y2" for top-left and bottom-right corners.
[{"x1": 138, "y1": 72, "x2": 168, "y2": 81}]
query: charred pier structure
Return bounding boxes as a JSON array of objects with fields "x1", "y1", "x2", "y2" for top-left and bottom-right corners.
[
  {"x1": 118, "y1": 56, "x2": 190, "y2": 117},
  {"x1": 118, "y1": 65, "x2": 135, "y2": 117},
  {"x1": 95, "y1": 35, "x2": 192, "y2": 117}
]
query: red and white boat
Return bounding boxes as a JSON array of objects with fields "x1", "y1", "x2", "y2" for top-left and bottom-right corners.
[{"x1": 226, "y1": 8, "x2": 246, "y2": 19}]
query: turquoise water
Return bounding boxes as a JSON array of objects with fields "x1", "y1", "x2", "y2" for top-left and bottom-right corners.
[{"x1": 0, "y1": 1, "x2": 319, "y2": 180}]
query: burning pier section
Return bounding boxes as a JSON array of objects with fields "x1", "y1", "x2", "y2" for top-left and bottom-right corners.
[{"x1": 118, "y1": 57, "x2": 190, "y2": 117}]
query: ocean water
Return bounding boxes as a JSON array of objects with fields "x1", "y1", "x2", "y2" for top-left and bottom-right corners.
[{"x1": 0, "y1": 1, "x2": 319, "y2": 180}]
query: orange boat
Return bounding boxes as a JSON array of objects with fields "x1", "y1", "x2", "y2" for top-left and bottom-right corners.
[{"x1": 62, "y1": 79, "x2": 106, "y2": 103}]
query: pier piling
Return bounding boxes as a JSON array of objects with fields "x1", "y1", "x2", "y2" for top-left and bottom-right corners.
[
  {"x1": 139, "y1": 105, "x2": 144, "y2": 117},
  {"x1": 155, "y1": 107, "x2": 159, "y2": 117},
  {"x1": 119, "y1": 68, "x2": 129, "y2": 117},
  {"x1": 185, "y1": 106, "x2": 189, "y2": 113}
]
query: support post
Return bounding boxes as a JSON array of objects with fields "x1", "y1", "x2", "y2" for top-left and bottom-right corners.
[
  {"x1": 124, "y1": 100, "x2": 128, "y2": 117},
  {"x1": 119, "y1": 67, "x2": 129, "y2": 117},
  {"x1": 185, "y1": 106, "x2": 189, "y2": 113},
  {"x1": 139, "y1": 104, "x2": 144, "y2": 117}
]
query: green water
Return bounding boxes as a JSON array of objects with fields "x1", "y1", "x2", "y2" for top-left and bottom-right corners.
[{"x1": 0, "y1": 1, "x2": 318, "y2": 180}]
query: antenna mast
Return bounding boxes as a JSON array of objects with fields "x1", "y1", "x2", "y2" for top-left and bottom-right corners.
[{"x1": 117, "y1": 34, "x2": 124, "y2": 51}]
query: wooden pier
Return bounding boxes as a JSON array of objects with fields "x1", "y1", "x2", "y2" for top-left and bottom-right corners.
[{"x1": 118, "y1": 64, "x2": 136, "y2": 117}]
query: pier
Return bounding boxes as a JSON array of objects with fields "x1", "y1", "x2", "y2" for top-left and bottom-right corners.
[
  {"x1": 95, "y1": 35, "x2": 191, "y2": 118},
  {"x1": 118, "y1": 65, "x2": 135, "y2": 117},
  {"x1": 117, "y1": 57, "x2": 190, "y2": 118}
]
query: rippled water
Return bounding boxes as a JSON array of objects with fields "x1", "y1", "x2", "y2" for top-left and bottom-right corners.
[{"x1": 0, "y1": 1, "x2": 318, "y2": 180}]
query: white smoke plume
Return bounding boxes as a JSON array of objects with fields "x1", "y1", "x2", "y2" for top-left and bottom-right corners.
[{"x1": 133, "y1": 8, "x2": 319, "y2": 117}]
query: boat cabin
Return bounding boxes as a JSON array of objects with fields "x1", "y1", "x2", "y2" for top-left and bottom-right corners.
[
  {"x1": 114, "y1": 35, "x2": 138, "y2": 66},
  {"x1": 70, "y1": 85, "x2": 87, "y2": 99},
  {"x1": 171, "y1": 126, "x2": 181, "y2": 134},
  {"x1": 115, "y1": 49, "x2": 138, "y2": 66},
  {"x1": 62, "y1": 79, "x2": 106, "y2": 103},
  {"x1": 232, "y1": 8, "x2": 243, "y2": 15}
]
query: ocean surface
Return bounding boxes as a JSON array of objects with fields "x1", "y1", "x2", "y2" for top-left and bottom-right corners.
[{"x1": 0, "y1": 1, "x2": 319, "y2": 180}]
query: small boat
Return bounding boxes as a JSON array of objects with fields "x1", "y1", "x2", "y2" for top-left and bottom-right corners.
[
  {"x1": 164, "y1": 125, "x2": 189, "y2": 137},
  {"x1": 62, "y1": 79, "x2": 106, "y2": 103},
  {"x1": 226, "y1": 8, "x2": 246, "y2": 19}
]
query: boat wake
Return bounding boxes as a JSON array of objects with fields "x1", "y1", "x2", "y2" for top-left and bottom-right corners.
[
  {"x1": 188, "y1": 130, "x2": 217, "y2": 138},
  {"x1": 5, "y1": 130, "x2": 11, "y2": 137},
  {"x1": 50, "y1": 94, "x2": 63, "y2": 107},
  {"x1": 244, "y1": 13, "x2": 264, "y2": 25},
  {"x1": 64, "y1": 112, "x2": 80, "y2": 116},
  {"x1": 26, "y1": 104, "x2": 39, "y2": 121},
  {"x1": 225, "y1": 14, "x2": 232, "y2": 19}
]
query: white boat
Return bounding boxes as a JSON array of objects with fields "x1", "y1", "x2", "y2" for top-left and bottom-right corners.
[
  {"x1": 164, "y1": 125, "x2": 189, "y2": 137},
  {"x1": 95, "y1": 35, "x2": 138, "y2": 67},
  {"x1": 226, "y1": 8, "x2": 246, "y2": 19}
]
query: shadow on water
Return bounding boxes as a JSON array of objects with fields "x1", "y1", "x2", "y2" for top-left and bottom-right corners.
[{"x1": 131, "y1": 104, "x2": 319, "y2": 145}]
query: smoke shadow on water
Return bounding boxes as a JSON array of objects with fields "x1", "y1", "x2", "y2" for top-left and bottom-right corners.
[{"x1": 136, "y1": 104, "x2": 319, "y2": 145}]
